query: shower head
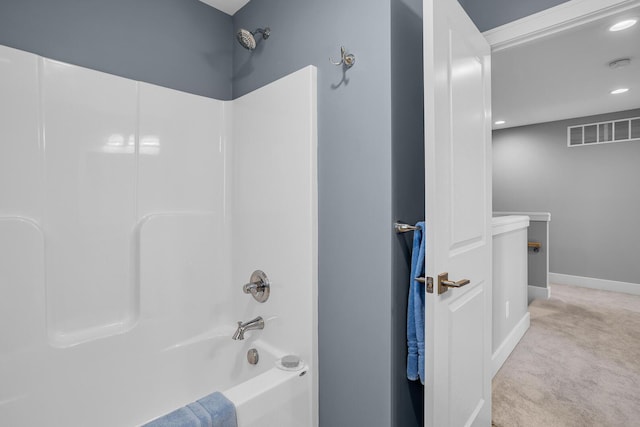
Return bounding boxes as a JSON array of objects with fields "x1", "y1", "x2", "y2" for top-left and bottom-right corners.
[{"x1": 236, "y1": 27, "x2": 271, "y2": 50}]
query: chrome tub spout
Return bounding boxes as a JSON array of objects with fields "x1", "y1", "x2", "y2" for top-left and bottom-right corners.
[{"x1": 232, "y1": 316, "x2": 264, "y2": 340}]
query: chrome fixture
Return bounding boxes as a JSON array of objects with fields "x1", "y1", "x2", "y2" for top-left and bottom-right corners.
[
  {"x1": 243, "y1": 270, "x2": 270, "y2": 303},
  {"x1": 247, "y1": 348, "x2": 259, "y2": 365},
  {"x1": 330, "y1": 46, "x2": 356, "y2": 68},
  {"x1": 394, "y1": 222, "x2": 419, "y2": 233},
  {"x1": 232, "y1": 316, "x2": 264, "y2": 340},
  {"x1": 236, "y1": 27, "x2": 271, "y2": 50}
]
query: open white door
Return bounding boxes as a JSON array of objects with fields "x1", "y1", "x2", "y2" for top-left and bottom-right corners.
[{"x1": 423, "y1": 0, "x2": 492, "y2": 426}]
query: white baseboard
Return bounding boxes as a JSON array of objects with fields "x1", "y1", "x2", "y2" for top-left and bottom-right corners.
[
  {"x1": 549, "y1": 273, "x2": 640, "y2": 296},
  {"x1": 492, "y1": 312, "x2": 530, "y2": 378},
  {"x1": 528, "y1": 285, "x2": 551, "y2": 302}
]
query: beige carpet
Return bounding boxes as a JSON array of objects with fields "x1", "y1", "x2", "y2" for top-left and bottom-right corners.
[{"x1": 492, "y1": 283, "x2": 640, "y2": 427}]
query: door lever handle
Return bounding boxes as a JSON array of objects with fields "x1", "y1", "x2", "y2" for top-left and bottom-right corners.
[
  {"x1": 438, "y1": 272, "x2": 470, "y2": 294},
  {"x1": 441, "y1": 278, "x2": 470, "y2": 288}
]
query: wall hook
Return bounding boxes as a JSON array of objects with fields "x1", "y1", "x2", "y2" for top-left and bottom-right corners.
[{"x1": 330, "y1": 46, "x2": 355, "y2": 68}]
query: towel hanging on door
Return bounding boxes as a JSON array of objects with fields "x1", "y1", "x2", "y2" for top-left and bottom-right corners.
[{"x1": 407, "y1": 221, "x2": 426, "y2": 384}]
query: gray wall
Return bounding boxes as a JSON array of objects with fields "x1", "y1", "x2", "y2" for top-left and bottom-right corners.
[
  {"x1": 0, "y1": 0, "x2": 579, "y2": 102},
  {"x1": 458, "y1": 0, "x2": 571, "y2": 32},
  {"x1": 234, "y1": 1, "x2": 425, "y2": 424},
  {"x1": 232, "y1": 1, "x2": 396, "y2": 425},
  {"x1": 493, "y1": 108, "x2": 640, "y2": 284},
  {"x1": 528, "y1": 221, "x2": 550, "y2": 289},
  {"x1": 0, "y1": 0, "x2": 233, "y2": 99},
  {"x1": 391, "y1": 0, "x2": 424, "y2": 426}
]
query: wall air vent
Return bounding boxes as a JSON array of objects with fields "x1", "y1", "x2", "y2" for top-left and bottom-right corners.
[{"x1": 568, "y1": 116, "x2": 640, "y2": 147}]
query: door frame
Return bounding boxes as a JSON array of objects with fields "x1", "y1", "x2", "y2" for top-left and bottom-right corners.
[{"x1": 484, "y1": 0, "x2": 640, "y2": 51}]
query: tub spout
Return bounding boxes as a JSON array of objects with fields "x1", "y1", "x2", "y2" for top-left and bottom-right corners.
[{"x1": 232, "y1": 316, "x2": 264, "y2": 340}]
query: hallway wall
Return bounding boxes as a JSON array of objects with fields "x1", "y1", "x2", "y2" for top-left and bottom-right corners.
[{"x1": 493, "y1": 108, "x2": 640, "y2": 285}]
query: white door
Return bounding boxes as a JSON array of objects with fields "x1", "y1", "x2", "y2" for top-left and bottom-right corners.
[{"x1": 423, "y1": 0, "x2": 492, "y2": 426}]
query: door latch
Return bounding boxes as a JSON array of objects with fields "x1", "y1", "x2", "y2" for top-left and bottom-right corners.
[{"x1": 416, "y1": 276, "x2": 434, "y2": 294}]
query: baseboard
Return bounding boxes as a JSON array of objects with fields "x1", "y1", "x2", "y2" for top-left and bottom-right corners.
[
  {"x1": 492, "y1": 312, "x2": 531, "y2": 378},
  {"x1": 549, "y1": 273, "x2": 640, "y2": 296},
  {"x1": 528, "y1": 285, "x2": 551, "y2": 301}
]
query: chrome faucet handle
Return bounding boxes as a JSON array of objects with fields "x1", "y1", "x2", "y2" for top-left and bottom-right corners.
[{"x1": 243, "y1": 270, "x2": 270, "y2": 303}]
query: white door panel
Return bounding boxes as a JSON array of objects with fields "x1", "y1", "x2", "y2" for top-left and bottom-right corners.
[
  {"x1": 449, "y1": 285, "x2": 487, "y2": 426},
  {"x1": 424, "y1": 0, "x2": 492, "y2": 425}
]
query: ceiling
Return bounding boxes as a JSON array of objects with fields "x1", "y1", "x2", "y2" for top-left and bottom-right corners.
[
  {"x1": 198, "y1": 0, "x2": 250, "y2": 15},
  {"x1": 492, "y1": 5, "x2": 640, "y2": 129}
]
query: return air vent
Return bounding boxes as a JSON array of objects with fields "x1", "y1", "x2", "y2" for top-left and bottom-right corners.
[{"x1": 568, "y1": 117, "x2": 640, "y2": 147}]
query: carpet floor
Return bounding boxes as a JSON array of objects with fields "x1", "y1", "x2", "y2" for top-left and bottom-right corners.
[{"x1": 492, "y1": 283, "x2": 640, "y2": 427}]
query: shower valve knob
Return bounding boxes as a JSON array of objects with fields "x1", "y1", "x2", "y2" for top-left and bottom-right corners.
[{"x1": 242, "y1": 270, "x2": 270, "y2": 303}]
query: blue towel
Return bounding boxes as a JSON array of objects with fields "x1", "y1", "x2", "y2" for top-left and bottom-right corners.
[
  {"x1": 142, "y1": 406, "x2": 202, "y2": 427},
  {"x1": 196, "y1": 392, "x2": 237, "y2": 427},
  {"x1": 143, "y1": 392, "x2": 237, "y2": 427},
  {"x1": 407, "y1": 221, "x2": 426, "y2": 385}
]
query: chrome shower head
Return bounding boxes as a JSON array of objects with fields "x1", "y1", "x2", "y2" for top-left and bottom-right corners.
[
  {"x1": 236, "y1": 27, "x2": 271, "y2": 50},
  {"x1": 236, "y1": 29, "x2": 256, "y2": 50}
]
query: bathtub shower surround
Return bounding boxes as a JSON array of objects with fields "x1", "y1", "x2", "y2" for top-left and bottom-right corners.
[{"x1": 0, "y1": 43, "x2": 317, "y2": 427}]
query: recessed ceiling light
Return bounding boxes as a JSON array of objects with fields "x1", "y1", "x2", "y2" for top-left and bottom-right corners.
[
  {"x1": 494, "y1": 120, "x2": 506, "y2": 125},
  {"x1": 610, "y1": 88, "x2": 629, "y2": 94},
  {"x1": 609, "y1": 19, "x2": 637, "y2": 32}
]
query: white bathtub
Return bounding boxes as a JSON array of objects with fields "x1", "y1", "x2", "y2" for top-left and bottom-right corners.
[
  {"x1": 0, "y1": 318, "x2": 313, "y2": 427},
  {"x1": 225, "y1": 353, "x2": 311, "y2": 427},
  {"x1": 139, "y1": 338, "x2": 312, "y2": 427}
]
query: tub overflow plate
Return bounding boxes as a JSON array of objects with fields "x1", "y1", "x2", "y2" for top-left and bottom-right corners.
[{"x1": 247, "y1": 348, "x2": 259, "y2": 365}]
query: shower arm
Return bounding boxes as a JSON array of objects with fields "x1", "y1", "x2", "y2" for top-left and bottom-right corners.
[{"x1": 251, "y1": 27, "x2": 271, "y2": 39}]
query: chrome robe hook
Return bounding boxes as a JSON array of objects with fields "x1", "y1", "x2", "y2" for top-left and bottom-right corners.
[{"x1": 330, "y1": 46, "x2": 355, "y2": 68}]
